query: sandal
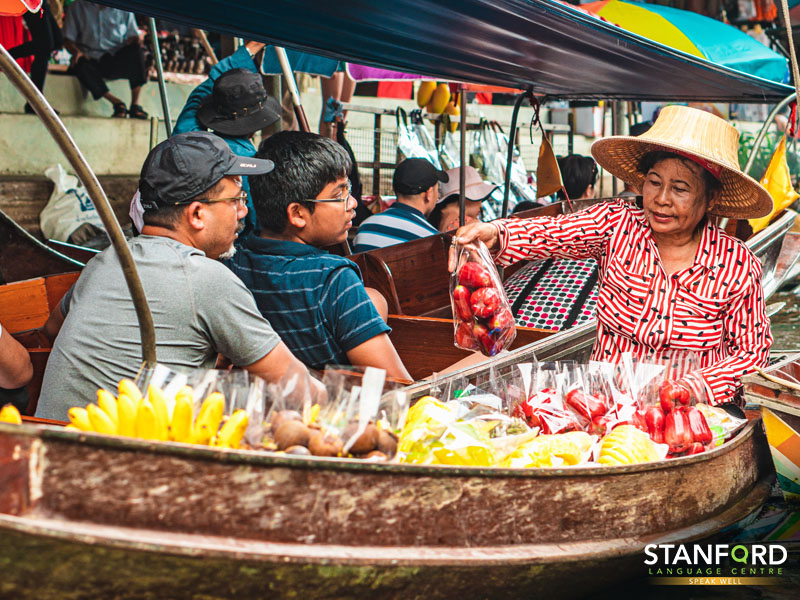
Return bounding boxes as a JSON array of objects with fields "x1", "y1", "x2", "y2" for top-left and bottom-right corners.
[
  {"x1": 112, "y1": 102, "x2": 127, "y2": 118},
  {"x1": 129, "y1": 104, "x2": 149, "y2": 120}
]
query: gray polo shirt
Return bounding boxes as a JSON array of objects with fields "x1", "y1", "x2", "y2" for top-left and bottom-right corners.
[{"x1": 38, "y1": 236, "x2": 280, "y2": 420}]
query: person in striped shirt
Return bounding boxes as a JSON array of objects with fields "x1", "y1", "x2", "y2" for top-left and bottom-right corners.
[
  {"x1": 225, "y1": 131, "x2": 412, "y2": 381},
  {"x1": 352, "y1": 158, "x2": 448, "y2": 253},
  {"x1": 451, "y1": 105, "x2": 774, "y2": 406}
]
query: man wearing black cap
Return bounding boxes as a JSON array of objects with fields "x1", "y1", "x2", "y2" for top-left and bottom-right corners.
[
  {"x1": 173, "y1": 41, "x2": 282, "y2": 236},
  {"x1": 37, "y1": 132, "x2": 311, "y2": 420},
  {"x1": 352, "y1": 158, "x2": 448, "y2": 253}
]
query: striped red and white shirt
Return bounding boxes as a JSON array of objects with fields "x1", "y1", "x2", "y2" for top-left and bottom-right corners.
[{"x1": 493, "y1": 199, "x2": 772, "y2": 405}]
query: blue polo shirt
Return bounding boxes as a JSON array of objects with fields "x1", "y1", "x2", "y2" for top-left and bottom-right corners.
[{"x1": 225, "y1": 236, "x2": 391, "y2": 370}]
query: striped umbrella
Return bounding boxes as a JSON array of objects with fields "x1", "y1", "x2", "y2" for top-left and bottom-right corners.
[{"x1": 582, "y1": 0, "x2": 788, "y2": 83}]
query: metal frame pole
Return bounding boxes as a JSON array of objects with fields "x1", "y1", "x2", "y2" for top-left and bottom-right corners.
[
  {"x1": 459, "y1": 84, "x2": 467, "y2": 227},
  {"x1": 148, "y1": 18, "x2": 172, "y2": 137},
  {"x1": 0, "y1": 43, "x2": 157, "y2": 366},
  {"x1": 274, "y1": 47, "x2": 311, "y2": 132},
  {"x1": 502, "y1": 91, "x2": 529, "y2": 218}
]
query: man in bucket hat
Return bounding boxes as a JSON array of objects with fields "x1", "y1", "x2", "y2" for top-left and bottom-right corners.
[
  {"x1": 173, "y1": 41, "x2": 281, "y2": 236},
  {"x1": 451, "y1": 105, "x2": 773, "y2": 407},
  {"x1": 37, "y1": 132, "x2": 312, "y2": 420}
]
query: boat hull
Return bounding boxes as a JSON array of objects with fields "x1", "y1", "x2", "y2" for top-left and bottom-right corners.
[{"x1": 0, "y1": 420, "x2": 773, "y2": 599}]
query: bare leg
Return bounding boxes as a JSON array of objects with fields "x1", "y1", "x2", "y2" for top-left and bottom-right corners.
[
  {"x1": 130, "y1": 85, "x2": 142, "y2": 107},
  {"x1": 365, "y1": 287, "x2": 388, "y2": 322},
  {"x1": 102, "y1": 91, "x2": 125, "y2": 107},
  {"x1": 319, "y1": 72, "x2": 344, "y2": 139}
]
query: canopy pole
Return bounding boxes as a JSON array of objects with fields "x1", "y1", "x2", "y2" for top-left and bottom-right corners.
[
  {"x1": 502, "y1": 91, "x2": 529, "y2": 218},
  {"x1": 148, "y1": 18, "x2": 172, "y2": 137},
  {"x1": 459, "y1": 84, "x2": 467, "y2": 227},
  {"x1": 0, "y1": 44, "x2": 157, "y2": 366},
  {"x1": 743, "y1": 94, "x2": 796, "y2": 175},
  {"x1": 274, "y1": 47, "x2": 311, "y2": 132},
  {"x1": 194, "y1": 29, "x2": 219, "y2": 65}
]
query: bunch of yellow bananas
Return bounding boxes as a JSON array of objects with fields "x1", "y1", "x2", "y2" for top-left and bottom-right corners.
[
  {"x1": 597, "y1": 425, "x2": 660, "y2": 466},
  {"x1": 66, "y1": 379, "x2": 248, "y2": 449},
  {"x1": 0, "y1": 403, "x2": 22, "y2": 424}
]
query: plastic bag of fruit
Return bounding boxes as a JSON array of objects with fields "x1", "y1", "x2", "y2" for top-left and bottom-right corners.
[
  {"x1": 263, "y1": 365, "x2": 407, "y2": 461},
  {"x1": 511, "y1": 362, "x2": 584, "y2": 434},
  {"x1": 450, "y1": 240, "x2": 516, "y2": 356}
]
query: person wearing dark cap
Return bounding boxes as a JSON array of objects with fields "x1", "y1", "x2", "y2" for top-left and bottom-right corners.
[
  {"x1": 225, "y1": 131, "x2": 411, "y2": 381},
  {"x1": 173, "y1": 41, "x2": 281, "y2": 236},
  {"x1": 37, "y1": 132, "x2": 313, "y2": 420},
  {"x1": 352, "y1": 158, "x2": 448, "y2": 253}
]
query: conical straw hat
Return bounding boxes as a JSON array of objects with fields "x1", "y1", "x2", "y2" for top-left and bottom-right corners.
[{"x1": 591, "y1": 105, "x2": 773, "y2": 219}]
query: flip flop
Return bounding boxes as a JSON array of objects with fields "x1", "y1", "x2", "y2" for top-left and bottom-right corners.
[
  {"x1": 112, "y1": 102, "x2": 127, "y2": 118},
  {"x1": 129, "y1": 104, "x2": 149, "y2": 120}
]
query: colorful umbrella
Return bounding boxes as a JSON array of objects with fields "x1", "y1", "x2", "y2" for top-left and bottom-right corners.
[
  {"x1": 0, "y1": 0, "x2": 41, "y2": 17},
  {"x1": 582, "y1": 0, "x2": 788, "y2": 83}
]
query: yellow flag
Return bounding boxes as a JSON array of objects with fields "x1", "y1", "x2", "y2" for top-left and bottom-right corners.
[{"x1": 749, "y1": 136, "x2": 799, "y2": 233}]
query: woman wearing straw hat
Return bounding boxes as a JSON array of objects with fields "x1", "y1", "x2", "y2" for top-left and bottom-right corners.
[{"x1": 451, "y1": 105, "x2": 774, "y2": 405}]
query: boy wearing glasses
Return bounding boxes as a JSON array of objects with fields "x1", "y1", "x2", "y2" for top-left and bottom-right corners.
[
  {"x1": 225, "y1": 131, "x2": 412, "y2": 381},
  {"x1": 37, "y1": 132, "x2": 313, "y2": 420}
]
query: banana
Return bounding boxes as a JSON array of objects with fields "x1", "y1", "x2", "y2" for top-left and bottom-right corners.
[
  {"x1": 0, "y1": 403, "x2": 22, "y2": 424},
  {"x1": 212, "y1": 410, "x2": 249, "y2": 449},
  {"x1": 68, "y1": 407, "x2": 92, "y2": 432},
  {"x1": 118, "y1": 378, "x2": 143, "y2": 402},
  {"x1": 116, "y1": 393, "x2": 137, "y2": 437},
  {"x1": 147, "y1": 385, "x2": 170, "y2": 441},
  {"x1": 96, "y1": 389, "x2": 119, "y2": 426},
  {"x1": 135, "y1": 398, "x2": 158, "y2": 440},
  {"x1": 170, "y1": 387, "x2": 194, "y2": 443},
  {"x1": 87, "y1": 403, "x2": 117, "y2": 435},
  {"x1": 416, "y1": 81, "x2": 437, "y2": 108},
  {"x1": 190, "y1": 392, "x2": 225, "y2": 445}
]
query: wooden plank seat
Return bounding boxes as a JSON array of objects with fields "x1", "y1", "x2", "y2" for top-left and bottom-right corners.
[{"x1": 0, "y1": 272, "x2": 79, "y2": 415}]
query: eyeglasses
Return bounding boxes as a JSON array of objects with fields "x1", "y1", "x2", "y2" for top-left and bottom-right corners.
[
  {"x1": 305, "y1": 180, "x2": 353, "y2": 210},
  {"x1": 202, "y1": 190, "x2": 248, "y2": 208}
]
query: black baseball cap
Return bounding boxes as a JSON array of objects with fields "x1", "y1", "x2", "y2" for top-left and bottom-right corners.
[
  {"x1": 139, "y1": 132, "x2": 274, "y2": 211},
  {"x1": 196, "y1": 69, "x2": 282, "y2": 137},
  {"x1": 393, "y1": 158, "x2": 449, "y2": 195}
]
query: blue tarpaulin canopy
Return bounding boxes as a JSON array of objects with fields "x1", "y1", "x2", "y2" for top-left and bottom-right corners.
[{"x1": 99, "y1": 0, "x2": 793, "y2": 102}]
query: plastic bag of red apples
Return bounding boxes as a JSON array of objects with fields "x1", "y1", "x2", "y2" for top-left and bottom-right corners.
[
  {"x1": 510, "y1": 355, "x2": 733, "y2": 459},
  {"x1": 450, "y1": 240, "x2": 516, "y2": 356}
]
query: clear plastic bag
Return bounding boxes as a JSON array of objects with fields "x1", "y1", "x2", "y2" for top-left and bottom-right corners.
[{"x1": 450, "y1": 240, "x2": 516, "y2": 356}]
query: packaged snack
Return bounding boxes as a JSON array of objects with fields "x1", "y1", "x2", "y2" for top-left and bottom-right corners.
[{"x1": 450, "y1": 240, "x2": 516, "y2": 356}]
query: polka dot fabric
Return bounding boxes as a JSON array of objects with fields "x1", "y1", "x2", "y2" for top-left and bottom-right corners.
[{"x1": 504, "y1": 259, "x2": 599, "y2": 331}]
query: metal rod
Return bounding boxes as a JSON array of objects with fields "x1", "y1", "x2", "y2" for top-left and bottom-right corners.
[
  {"x1": 459, "y1": 85, "x2": 467, "y2": 227},
  {"x1": 743, "y1": 93, "x2": 795, "y2": 175},
  {"x1": 0, "y1": 44, "x2": 157, "y2": 366},
  {"x1": 274, "y1": 46, "x2": 311, "y2": 132},
  {"x1": 502, "y1": 92, "x2": 528, "y2": 218},
  {"x1": 148, "y1": 18, "x2": 172, "y2": 137}
]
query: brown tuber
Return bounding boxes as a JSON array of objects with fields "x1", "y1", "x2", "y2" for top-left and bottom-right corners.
[
  {"x1": 270, "y1": 409, "x2": 302, "y2": 432},
  {"x1": 284, "y1": 445, "x2": 311, "y2": 456},
  {"x1": 273, "y1": 420, "x2": 311, "y2": 451},
  {"x1": 343, "y1": 422, "x2": 379, "y2": 455},
  {"x1": 364, "y1": 450, "x2": 388, "y2": 462},
  {"x1": 377, "y1": 429, "x2": 398, "y2": 458},
  {"x1": 308, "y1": 430, "x2": 343, "y2": 457}
]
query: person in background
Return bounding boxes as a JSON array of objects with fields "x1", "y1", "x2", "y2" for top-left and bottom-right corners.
[
  {"x1": 62, "y1": 0, "x2": 149, "y2": 118},
  {"x1": 38, "y1": 132, "x2": 313, "y2": 420},
  {"x1": 8, "y1": 1, "x2": 63, "y2": 114},
  {"x1": 173, "y1": 40, "x2": 281, "y2": 237},
  {"x1": 225, "y1": 131, "x2": 412, "y2": 381},
  {"x1": 428, "y1": 165, "x2": 498, "y2": 232},
  {"x1": 511, "y1": 200, "x2": 539, "y2": 215},
  {"x1": 319, "y1": 66, "x2": 355, "y2": 139},
  {"x1": 556, "y1": 154, "x2": 597, "y2": 201},
  {"x1": 352, "y1": 158, "x2": 448, "y2": 253}
]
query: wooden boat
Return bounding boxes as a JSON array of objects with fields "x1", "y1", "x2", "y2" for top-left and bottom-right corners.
[
  {"x1": 743, "y1": 353, "x2": 800, "y2": 504},
  {"x1": 0, "y1": 208, "x2": 83, "y2": 285},
  {"x1": 0, "y1": 383, "x2": 773, "y2": 600}
]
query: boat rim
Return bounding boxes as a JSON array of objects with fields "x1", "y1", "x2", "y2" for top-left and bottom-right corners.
[{"x1": 1, "y1": 418, "x2": 761, "y2": 479}]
